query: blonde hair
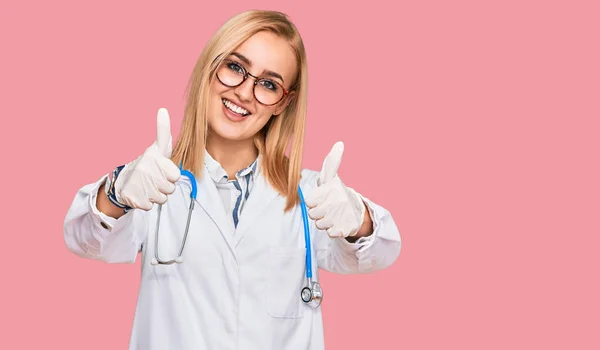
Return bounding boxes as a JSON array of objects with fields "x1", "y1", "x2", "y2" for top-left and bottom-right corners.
[{"x1": 170, "y1": 10, "x2": 308, "y2": 211}]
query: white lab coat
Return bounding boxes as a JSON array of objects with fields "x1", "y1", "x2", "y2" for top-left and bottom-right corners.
[{"x1": 63, "y1": 166, "x2": 401, "y2": 350}]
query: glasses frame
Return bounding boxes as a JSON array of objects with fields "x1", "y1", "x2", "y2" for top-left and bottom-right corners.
[{"x1": 216, "y1": 59, "x2": 289, "y2": 106}]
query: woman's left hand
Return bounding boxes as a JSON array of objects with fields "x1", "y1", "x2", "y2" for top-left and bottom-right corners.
[{"x1": 304, "y1": 141, "x2": 367, "y2": 238}]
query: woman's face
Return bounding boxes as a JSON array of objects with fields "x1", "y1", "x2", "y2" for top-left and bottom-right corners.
[{"x1": 207, "y1": 31, "x2": 297, "y2": 142}]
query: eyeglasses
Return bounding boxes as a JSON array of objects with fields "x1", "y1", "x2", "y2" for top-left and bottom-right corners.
[{"x1": 216, "y1": 59, "x2": 289, "y2": 106}]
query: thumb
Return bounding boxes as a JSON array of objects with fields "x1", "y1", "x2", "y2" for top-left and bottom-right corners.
[
  {"x1": 318, "y1": 141, "x2": 344, "y2": 186},
  {"x1": 155, "y1": 108, "x2": 173, "y2": 158}
]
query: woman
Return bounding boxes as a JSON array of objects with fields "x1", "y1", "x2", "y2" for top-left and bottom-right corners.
[{"x1": 64, "y1": 10, "x2": 401, "y2": 350}]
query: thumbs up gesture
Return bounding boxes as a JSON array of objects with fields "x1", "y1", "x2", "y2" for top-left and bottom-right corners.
[
  {"x1": 304, "y1": 141, "x2": 366, "y2": 238},
  {"x1": 113, "y1": 108, "x2": 181, "y2": 211}
]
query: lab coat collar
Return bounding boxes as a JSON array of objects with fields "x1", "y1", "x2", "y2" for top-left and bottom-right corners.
[
  {"x1": 194, "y1": 160, "x2": 237, "y2": 259},
  {"x1": 197, "y1": 150, "x2": 275, "y2": 253},
  {"x1": 232, "y1": 158, "x2": 279, "y2": 247}
]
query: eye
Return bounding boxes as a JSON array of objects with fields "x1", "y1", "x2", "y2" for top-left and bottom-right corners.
[
  {"x1": 227, "y1": 62, "x2": 244, "y2": 75},
  {"x1": 258, "y1": 79, "x2": 279, "y2": 92}
]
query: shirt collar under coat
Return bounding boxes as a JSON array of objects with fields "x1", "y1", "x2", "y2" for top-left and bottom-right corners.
[{"x1": 203, "y1": 150, "x2": 260, "y2": 184}]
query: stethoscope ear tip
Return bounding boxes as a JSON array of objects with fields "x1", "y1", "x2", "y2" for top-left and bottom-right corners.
[
  {"x1": 151, "y1": 258, "x2": 159, "y2": 265},
  {"x1": 175, "y1": 257, "x2": 183, "y2": 263}
]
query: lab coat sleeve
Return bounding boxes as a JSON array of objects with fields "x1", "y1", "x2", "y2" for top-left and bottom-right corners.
[
  {"x1": 63, "y1": 174, "x2": 149, "y2": 264},
  {"x1": 322, "y1": 192, "x2": 402, "y2": 274},
  {"x1": 301, "y1": 170, "x2": 402, "y2": 274},
  {"x1": 302, "y1": 170, "x2": 402, "y2": 274}
]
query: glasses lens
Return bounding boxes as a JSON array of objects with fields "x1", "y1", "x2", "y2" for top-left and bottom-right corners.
[
  {"x1": 217, "y1": 61, "x2": 244, "y2": 87},
  {"x1": 254, "y1": 79, "x2": 284, "y2": 105},
  {"x1": 216, "y1": 60, "x2": 285, "y2": 105}
]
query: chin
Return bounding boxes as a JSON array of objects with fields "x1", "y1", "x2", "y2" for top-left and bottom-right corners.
[
  {"x1": 208, "y1": 119, "x2": 243, "y2": 140},
  {"x1": 213, "y1": 127, "x2": 248, "y2": 141}
]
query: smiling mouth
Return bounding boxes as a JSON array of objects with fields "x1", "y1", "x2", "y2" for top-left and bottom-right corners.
[{"x1": 222, "y1": 98, "x2": 251, "y2": 116}]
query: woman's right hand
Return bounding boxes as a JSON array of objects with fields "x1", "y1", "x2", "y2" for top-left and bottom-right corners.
[{"x1": 114, "y1": 108, "x2": 181, "y2": 211}]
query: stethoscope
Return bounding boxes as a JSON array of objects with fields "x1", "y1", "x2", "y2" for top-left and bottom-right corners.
[{"x1": 150, "y1": 168, "x2": 323, "y2": 308}]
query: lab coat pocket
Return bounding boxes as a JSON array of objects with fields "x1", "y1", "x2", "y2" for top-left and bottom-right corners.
[{"x1": 266, "y1": 246, "x2": 306, "y2": 318}]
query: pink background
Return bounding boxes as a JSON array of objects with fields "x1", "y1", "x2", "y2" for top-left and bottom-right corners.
[{"x1": 1, "y1": 0, "x2": 599, "y2": 349}]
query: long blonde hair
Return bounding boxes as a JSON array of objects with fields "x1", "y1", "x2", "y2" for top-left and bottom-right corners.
[{"x1": 171, "y1": 10, "x2": 308, "y2": 211}]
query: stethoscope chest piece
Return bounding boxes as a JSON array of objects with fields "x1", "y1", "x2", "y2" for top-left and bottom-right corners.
[{"x1": 301, "y1": 280, "x2": 323, "y2": 308}]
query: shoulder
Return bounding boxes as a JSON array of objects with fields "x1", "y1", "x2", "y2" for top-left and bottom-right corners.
[{"x1": 299, "y1": 168, "x2": 320, "y2": 190}]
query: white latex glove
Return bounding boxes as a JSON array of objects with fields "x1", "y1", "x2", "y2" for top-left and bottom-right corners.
[
  {"x1": 304, "y1": 141, "x2": 366, "y2": 238},
  {"x1": 114, "y1": 108, "x2": 181, "y2": 210}
]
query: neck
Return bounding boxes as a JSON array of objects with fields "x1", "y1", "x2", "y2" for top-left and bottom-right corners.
[{"x1": 206, "y1": 133, "x2": 258, "y2": 179}]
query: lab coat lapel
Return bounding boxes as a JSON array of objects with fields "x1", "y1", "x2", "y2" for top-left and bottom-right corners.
[
  {"x1": 194, "y1": 165, "x2": 237, "y2": 258},
  {"x1": 233, "y1": 171, "x2": 279, "y2": 247}
]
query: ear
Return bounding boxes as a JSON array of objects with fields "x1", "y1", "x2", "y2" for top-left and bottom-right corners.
[{"x1": 273, "y1": 90, "x2": 296, "y2": 115}]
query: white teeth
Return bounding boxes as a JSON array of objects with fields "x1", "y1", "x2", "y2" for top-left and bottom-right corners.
[{"x1": 223, "y1": 99, "x2": 250, "y2": 116}]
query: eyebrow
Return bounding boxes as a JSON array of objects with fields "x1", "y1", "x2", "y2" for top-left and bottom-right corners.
[{"x1": 230, "y1": 52, "x2": 285, "y2": 83}]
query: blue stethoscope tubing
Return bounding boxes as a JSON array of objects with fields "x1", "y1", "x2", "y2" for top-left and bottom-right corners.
[
  {"x1": 298, "y1": 187, "x2": 323, "y2": 307},
  {"x1": 151, "y1": 169, "x2": 197, "y2": 266},
  {"x1": 151, "y1": 168, "x2": 323, "y2": 308}
]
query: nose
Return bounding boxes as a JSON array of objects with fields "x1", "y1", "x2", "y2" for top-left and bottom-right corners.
[{"x1": 234, "y1": 76, "x2": 255, "y2": 103}]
